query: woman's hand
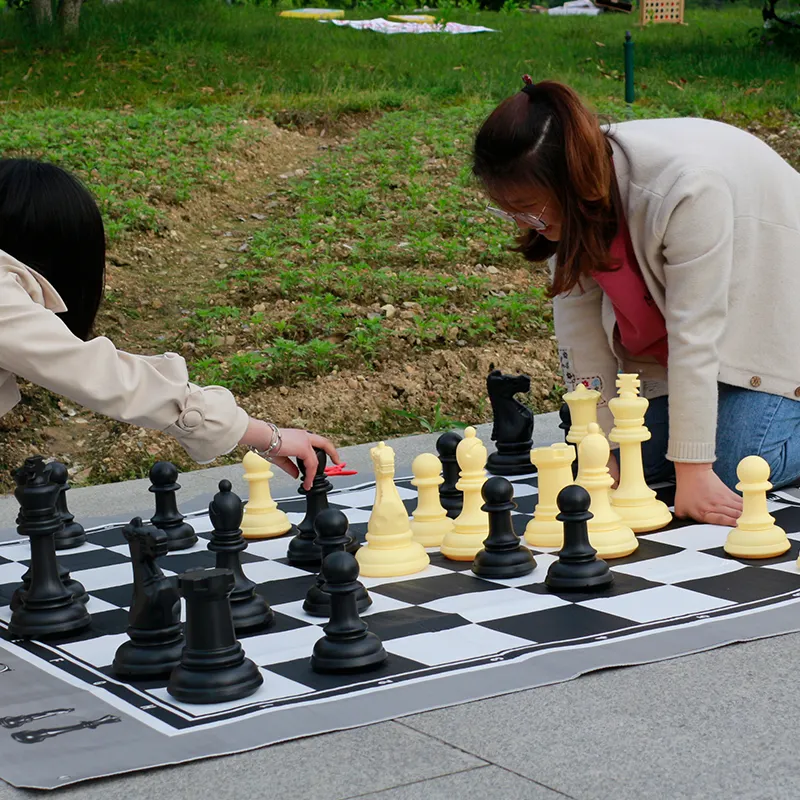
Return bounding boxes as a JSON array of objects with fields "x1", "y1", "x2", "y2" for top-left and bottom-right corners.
[
  {"x1": 240, "y1": 419, "x2": 340, "y2": 490},
  {"x1": 673, "y1": 462, "x2": 743, "y2": 527}
]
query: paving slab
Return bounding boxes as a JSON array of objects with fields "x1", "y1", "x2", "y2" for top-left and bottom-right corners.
[
  {"x1": 401, "y1": 632, "x2": 800, "y2": 800},
  {"x1": 0, "y1": 721, "x2": 486, "y2": 800},
  {"x1": 348, "y1": 764, "x2": 572, "y2": 800}
]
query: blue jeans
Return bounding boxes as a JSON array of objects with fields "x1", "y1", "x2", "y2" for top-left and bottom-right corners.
[{"x1": 642, "y1": 384, "x2": 800, "y2": 490}]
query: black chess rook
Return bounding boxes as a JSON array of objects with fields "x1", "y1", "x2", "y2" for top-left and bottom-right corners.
[
  {"x1": 304, "y1": 508, "x2": 371, "y2": 617},
  {"x1": 208, "y1": 479, "x2": 273, "y2": 632},
  {"x1": 310, "y1": 551, "x2": 388, "y2": 674},
  {"x1": 545, "y1": 484, "x2": 613, "y2": 591},
  {"x1": 485, "y1": 369, "x2": 536, "y2": 477},
  {"x1": 48, "y1": 461, "x2": 86, "y2": 550},
  {"x1": 436, "y1": 431, "x2": 463, "y2": 519},
  {"x1": 112, "y1": 518, "x2": 185, "y2": 679},
  {"x1": 287, "y1": 447, "x2": 358, "y2": 566},
  {"x1": 472, "y1": 476, "x2": 536, "y2": 579},
  {"x1": 148, "y1": 462, "x2": 198, "y2": 551},
  {"x1": 167, "y1": 568, "x2": 263, "y2": 704},
  {"x1": 8, "y1": 456, "x2": 91, "y2": 639}
]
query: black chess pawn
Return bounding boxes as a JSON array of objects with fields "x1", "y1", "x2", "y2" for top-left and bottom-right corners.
[
  {"x1": 472, "y1": 476, "x2": 536, "y2": 579},
  {"x1": 436, "y1": 431, "x2": 463, "y2": 519},
  {"x1": 8, "y1": 457, "x2": 91, "y2": 639},
  {"x1": 208, "y1": 480, "x2": 273, "y2": 633},
  {"x1": 112, "y1": 518, "x2": 184, "y2": 679},
  {"x1": 545, "y1": 484, "x2": 613, "y2": 591},
  {"x1": 148, "y1": 462, "x2": 197, "y2": 551},
  {"x1": 558, "y1": 403, "x2": 579, "y2": 479},
  {"x1": 48, "y1": 461, "x2": 86, "y2": 550},
  {"x1": 310, "y1": 551, "x2": 387, "y2": 674},
  {"x1": 167, "y1": 568, "x2": 263, "y2": 704},
  {"x1": 287, "y1": 447, "x2": 358, "y2": 566},
  {"x1": 485, "y1": 370, "x2": 536, "y2": 477},
  {"x1": 9, "y1": 460, "x2": 88, "y2": 613},
  {"x1": 303, "y1": 509, "x2": 371, "y2": 617}
]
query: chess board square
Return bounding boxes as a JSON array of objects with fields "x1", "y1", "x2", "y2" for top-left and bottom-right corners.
[
  {"x1": 612, "y1": 550, "x2": 745, "y2": 584},
  {"x1": 764, "y1": 559, "x2": 800, "y2": 574},
  {"x1": 641, "y1": 524, "x2": 731, "y2": 552},
  {"x1": 770, "y1": 505, "x2": 800, "y2": 533},
  {"x1": 372, "y1": 572, "x2": 506, "y2": 605},
  {"x1": 245, "y1": 537, "x2": 296, "y2": 560},
  {"x1": 356, "y1": 606, "x2": 469, "y2": 642},
  {"x1": 60, "y1": 631, "x2": 130, "y2": 668},
  {"x1": 187, "y1": 516, "x2": 215, "y2": 534},
  {"x1": 91, "y1": 583, "x2": 134, "y2": 608},
  {"x1": 149, "y1": 668, "x2": 313, "y2": 713},
  {"x1": 41, "y1": 546, "x2": 130, "y2": 572},
  {"x1": 700, "y1": 540, "x2": 799, "y2": 568},
  {"x1": 480, "y1": 554, "x2": 559, "y2": 588},
  {"x1": 481, "y1": 604, "x2": 636, "y2": 644},
  {"x1": 676, "y1": 565, "x2": 800, "y2": 603},
  {"x1": 273, "y1": 591, "x2": 412, "y2": 625},
  {"x1": 421, "y1": 586, "x2": 570, "y2": 623},
  {"x1": 604, "y1": 538, "x2": 685, "y2": 567},
  {"x1": 70, "y1": 563, "x2": 139, "y2": 592},
  {"x1": 268, "y1": 652, "x2": 427, "y2": 692},
  {"x1": 338, "y1": 508, "x2": 374, "y2": 526},
  {"x1": 87, "y1": 526, "x2": 128, "y2": 547},
  {"x1": 578, "y1": 585, "x2": 736, "y2": 623},
  {"x1": 426, "y1": 552, "x2": 476, "y2": 572},
  {"x1": 0, "y1": 604, "x2": 11, "y2": 623},
  {"x1": 50, "y1": 608, "x2": 132, "y2": 645},
  {"x1": 255, "y1": 575, "x2": 321, "y2": 606},
  {"x1": 383, "y1": 623, "x2": 534, "y2": 666},
  {"x1": 237, "y1": 559, "x2": 311, "y2": 584},
  {"x1": 0, "y1": 542, "x2": 34, "y2": 562},
  {"x1": 328, "y1": 485, "x2": 416, "y2": 509},
  {"x1": 509, "y1": 471, "x2": 538, "y2": 483},
  {"x1": 524, "y1": 570, "x2": 662, "y2": 600},
  {"x1": 242, "y1": 624, "x2": 326, "y2": 665},
  {"x1": 158, "y1": 548, "x2": 260, "y2": 574},
  {"x1": 274, "y1": 498, "x2": 308, "y2": 515},
  {"x1": 359, "y1": 564, "x2": 451, "y2": 588},
  {"x1": 0, "y1": 561, "x2": 26, "y2": 585}
]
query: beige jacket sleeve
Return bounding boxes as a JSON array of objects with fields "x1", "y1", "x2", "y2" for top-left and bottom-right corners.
[
  {"x1": 551, "y1": 260, "x2": 620, "y2": 438},
  {"x1": 0, "y1": 264, "x2": 250, "y2": 464}
]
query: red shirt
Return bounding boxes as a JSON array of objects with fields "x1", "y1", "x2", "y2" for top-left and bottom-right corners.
[{"x1": 592, "y1": 216, "x2": 669, "y2": 368}]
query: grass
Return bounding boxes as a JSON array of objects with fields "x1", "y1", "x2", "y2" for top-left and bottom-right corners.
[{"x1": 0, "y1": 0, "x2": 798, "y2": 120}]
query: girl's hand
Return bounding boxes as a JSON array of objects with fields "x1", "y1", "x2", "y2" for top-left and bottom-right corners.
[
  {"x1": 673, "y1": 462, "x2": 743, "y2": 527},
  {"x1": 240, "y1": 420, "x2": 340, "y2": 490}
]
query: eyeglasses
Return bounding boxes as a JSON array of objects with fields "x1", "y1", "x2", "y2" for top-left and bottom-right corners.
[{"x1": 486, "y1": 203, "x2": 548, "y2": 232}]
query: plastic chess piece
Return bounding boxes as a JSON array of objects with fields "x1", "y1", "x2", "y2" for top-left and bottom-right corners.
[
  {"x1": 311, "y1": 551, "x2": 388, "y2": 674},
  {"x1": 304, "y1": 508, "x2": 371, "y2": 617},
  {"x1": 608, "y1": 374, "x2": 672, "y2": 532},
  {"x1": 8, "y1": 457, "x2": 91, "y2": 639},
  {"x1": 724, "y1": 456, "x2": 791, "y2": 558},
  {"x1": 436, "y1": 431, "x2": 463, "y2": 519},
  {"x1": 167, "y1": 568, "x2": 264, "y2": 704},
  {"x1": 558, "y1": 402, "x2": 579, "y2": 479},
  {"x1": 472, "y1": 476, "x2": 536, "y2": 579},
  {"x1": 48, "y1": 461, "x2": 86, "y2": 550},
  {"x1": 576, "y1": 423, "x2": 639, "y2": 559},
  {"x1": 441, "y1": 427, "x2": 491, "y2": 561},
  {"x1": 112, "y1": 518, "x2": 184, "y2": 679},
  {"x1": 356, "y1": 441, "x2": 430, "y2": 577},
  {"x1": 208, "y1": 480, "x2": 274, "y2": 632},
  {"x1": 148, "y1": 462, "x2": 197, "y2": 551},
  {"x1": 563, "y1": 383, "x2": 601, "y2": 452},
  {"x1": 410, "y1": 452, "x2": 454, "y2": 547},
  {"x1": 485, "y1": 370, "x2": 536, "y2": 476},
  {"x1": 240, "y1": 451, "x2": 295, "y2": 539},
  {"x1": 287, "y1": 447, "x2": 359, "y2": 566},
  {"x1": 524, "y1": 442, "x2": 577, "y2": 548},
  {"x1": 545, "y1": 484, "x2": 613, "y2": 591}
]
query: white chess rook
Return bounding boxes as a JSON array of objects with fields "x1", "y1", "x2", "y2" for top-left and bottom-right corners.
[{"x1": 525, "y1": 443, "x2": 576, "y2": 548}]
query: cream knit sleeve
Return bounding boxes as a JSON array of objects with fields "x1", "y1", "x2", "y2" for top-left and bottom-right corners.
[
  {"x1": 0, "y1": 270, "x2": 249, "y2": 464},
  {"x1": 552, "y1": 265, "x2": 620, "y2": 438},
  {"x1": 657, "y1": 169, "x2": 735, "y2": 463}
]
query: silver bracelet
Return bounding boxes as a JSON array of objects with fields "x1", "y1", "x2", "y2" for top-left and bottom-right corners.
[{"x1": 249, "y1": 422, "x2": 282, "y2": 461}]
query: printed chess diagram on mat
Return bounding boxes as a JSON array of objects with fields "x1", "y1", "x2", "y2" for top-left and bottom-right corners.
[{"x1": 3, "y1": 474, "x2": 800, "y2": 733}]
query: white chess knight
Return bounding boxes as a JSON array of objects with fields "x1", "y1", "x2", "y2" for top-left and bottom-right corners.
[
  {"x1": 410, "y1": 452, "x2": 454, "y2": 547},
  {"x1": 240, "y1": 451, "x2": 293, "y2": 539},
  {"x1": 356, "y1": 441, "x2": 430, "y2": 577}
]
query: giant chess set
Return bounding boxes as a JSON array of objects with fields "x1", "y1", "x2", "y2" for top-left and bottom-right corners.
[{"x1": 2, "y1": 372, "x2": 800, "y2": 789}]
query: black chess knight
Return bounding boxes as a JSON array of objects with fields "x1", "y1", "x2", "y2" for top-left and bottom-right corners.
[{"x1": 485, "y1": 369, "x2": 536, "y2": 476}]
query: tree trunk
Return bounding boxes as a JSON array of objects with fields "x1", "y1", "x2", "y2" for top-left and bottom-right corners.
[
  {"x1": 31, "y1": 0, "x2": 53, "y2": 25},
  {"x1": 57, "y1": 0, "x2": 83, "y2": 36}
]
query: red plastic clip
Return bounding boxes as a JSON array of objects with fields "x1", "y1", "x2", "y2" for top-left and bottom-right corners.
[{"x1": 324, "y1": 462, "x2": 358, "y2": 476}]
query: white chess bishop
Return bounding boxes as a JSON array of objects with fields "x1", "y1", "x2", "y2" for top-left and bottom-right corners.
[{"x1": 356, "y1": 441, "x2": 430, "y2": 578}]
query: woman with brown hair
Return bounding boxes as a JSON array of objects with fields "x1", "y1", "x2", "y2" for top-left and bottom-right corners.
[{"x1": 473, "y1": 77, "x2": 800, "y2": 528}]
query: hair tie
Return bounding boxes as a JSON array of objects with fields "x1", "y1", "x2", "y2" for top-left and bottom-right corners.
[{"x1": 521, "y1": 74, "x2": 537, "y2": 97}]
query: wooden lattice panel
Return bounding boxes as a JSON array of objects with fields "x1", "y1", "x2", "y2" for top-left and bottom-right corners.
[{"x1": 639, "y1": 0, "x2": 684, "y2": 24}]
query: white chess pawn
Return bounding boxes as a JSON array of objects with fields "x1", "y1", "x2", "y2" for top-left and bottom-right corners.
[
  {"x1": 410, "y1": 453, "x2": 454, "y2": 547},
  {"x1": 524, "y1": 442, "x2": 576, "y2": 548},
  {"x1": 576, "y1": 423, "x2": 638, "y2": 559},
  {"x1": 356, "y1": 441, "x2": 430, "y2": 577},
  {"x1": 441, "y1": 426, "x2": 490, "y2": 561},
  {"x1": 724, "y1": 456, "x2": 790, "y2": 558},
  {"x1": 609, "y1": 374, "x2": 672, "y2": 532},
  {"x1": 240, "y1": 451, "x2": 293, "y2": 539}
]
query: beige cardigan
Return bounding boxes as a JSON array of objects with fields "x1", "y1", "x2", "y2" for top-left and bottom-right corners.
[
  {"x1": 553, "y1": 117, "x2": 800, "y2": 463},
  {"x1": 0, "y1": 250, "x2": 249, "y2": 463}
]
